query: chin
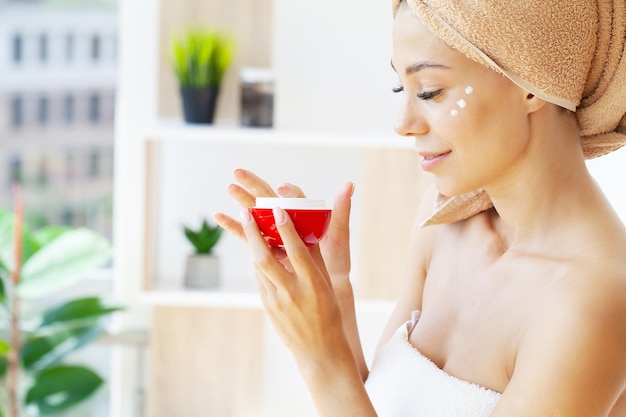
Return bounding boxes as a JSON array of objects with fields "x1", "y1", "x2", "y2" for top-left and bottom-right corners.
[{"x1": 433, "y1": 177, "x2": 481, "y2": 198}]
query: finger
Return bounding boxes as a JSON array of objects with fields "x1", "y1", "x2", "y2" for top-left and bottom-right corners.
[
  {"x1": 233, "y1": 168, "x2": 278, "y2": 198},
  {"x1": 227, "y1": 183, "x2": 256, "y2": 208},
  {"x1": 271, "y1": 246, "x2": 295, "y2": 273},
  {"x1": 213, "y1": 212, "x2": 245, "y2": 241},
  {"x1": 320, "y1": 182, "x2": 354, "y2": 279},
  {"x1": 240, "y1": 208, "x2": 292, "y2": 287},
  {"x1": 325, "y1": 182, "x2": 354, "y2": 247},
  {"x1": 276, "y1": 182, "x2": 306, "y2": 198},
  {"x1": 254, "y1": 266, "x2": 275, "y2": 299},
  {"x1": 272, "y1": 207, "x2": 326, "y2": 284}
]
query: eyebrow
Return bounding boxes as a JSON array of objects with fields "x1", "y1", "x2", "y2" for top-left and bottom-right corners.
[{"x1": 391, "y1": 60, "x2": 451, "y2": 75}]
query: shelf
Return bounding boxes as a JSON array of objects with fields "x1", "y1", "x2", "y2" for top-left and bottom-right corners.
[
  {"x1": 144, "y1": 118, "x2": 414, "y2": 149},
  {"x1": 140, "y1": 285, "x2": 262, "y2": 309}
]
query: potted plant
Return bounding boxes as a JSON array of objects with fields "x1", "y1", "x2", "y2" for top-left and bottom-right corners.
[
  {"x1": 0, "y1": 191, "x2": 122, "y2": 416},
  {"x1": 170, "y1": 26, "x2": 236, "y2": 124},
  {"x1": 182, "y1": 219, "x2": 223, "y2": 289}
]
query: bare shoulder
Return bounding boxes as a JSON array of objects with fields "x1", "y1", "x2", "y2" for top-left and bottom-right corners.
[{"x1": 493, "y1": 260, "x2": 626, "y2": 417}]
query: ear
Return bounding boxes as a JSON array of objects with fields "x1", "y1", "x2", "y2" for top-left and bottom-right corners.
[{"x1": 524, "y1": 93, "x2": 547, "y2": 114}]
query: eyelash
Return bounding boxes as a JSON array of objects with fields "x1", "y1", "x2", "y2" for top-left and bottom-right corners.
[{"x1": 392, "y1": 85, "x2": 443, "y2": 101}]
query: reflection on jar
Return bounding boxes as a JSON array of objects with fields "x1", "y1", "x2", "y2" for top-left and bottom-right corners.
[{"x1": 240, "y1": 67, "x2": 274, "y2": 128}]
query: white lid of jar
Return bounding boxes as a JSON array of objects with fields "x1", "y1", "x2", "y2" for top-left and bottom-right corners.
[{"x1": 254, "y1": 197, "x2": 327, "y2": 209}]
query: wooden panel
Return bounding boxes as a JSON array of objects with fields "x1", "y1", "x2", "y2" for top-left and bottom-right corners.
[
  {"x1": 356, "y1": 148, "x2": 431, "y2": 300},
  {"x1": 147, "y1": 306, "x2": 265, "y2": 417},
  {"x1": 158, "y1": 0, "x2": 273, "y2": 122}
]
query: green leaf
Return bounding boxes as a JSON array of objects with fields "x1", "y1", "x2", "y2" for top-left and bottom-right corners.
[
  {"x1": 183, "y1": 220, "x2": 223, "y2": 254},
  {"x1": 0, "y1": 274, "x2": 5, "y2": 304},
  {"x1": 18, "y1": 228, "x2": 112, "y2": 299},
  {"x1": 0, "y1": 338, "x2": 10, "y2": 354},
  {"x1": 32, "y1": 225, "x2": 72, "y2": 248},
  {"x1": 21, "y1": 325, "x2": 104, "y2": 371},
  {"x1": 40, "y1": 297, "x2": 122, "y2": 327},
  {"x1": 170, "y1": 26, "x2": 236, "y2": 88},
  {"x1": 0, "y1": 339, "x2": 8, "y2": 378},
  {"x1": 0, "y1": 356, "x2": 7, "y2": 379},
  {"x1": 0, "y1": 209, "x2": 40, "y2": 274},
  {"x1": 25, "y1": 364, "x2": 104, "y2": 415}
]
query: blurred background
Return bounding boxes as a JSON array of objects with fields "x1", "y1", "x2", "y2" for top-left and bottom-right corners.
[
  {"x1": 0, "y1": 0, "x2": 120, "y2": 416},
  {"x1": 1, "y1": 0, "x2": 624, "y2": 416}
]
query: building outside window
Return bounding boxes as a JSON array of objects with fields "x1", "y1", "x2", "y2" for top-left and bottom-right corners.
[
  {"x1": 0, "y1": 1, "x2": 122, "y2": 416},
  {"x1": 91, "y1": 34, "x2": 100, "y2": 61},
  {"x1": 39, "y1": 33, "x2": 48, "y2": 62},
  {"x1": 65, "y1": 33, "x2": 74, "y2": 61},
  {"x1": 37, "y1": 95, "x2": 48, "y2": 125},
  {"x1": 64, "y1": 93, "x2": 74, "y2": 123},
  {"x1": 89, "y1": 93, "x2": 100, "y2": 123},
  {"x1": 12, "y1": 33, "x2": 22, "y2": 63},
  {"x1": 10, "y1": 95, "x2": 22, "y2": 128}
]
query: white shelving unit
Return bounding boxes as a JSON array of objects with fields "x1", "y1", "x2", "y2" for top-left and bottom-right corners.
[
  {"x1": 145, "y1": 119, "x2": 412, "y2": 148},
  {"x1": 113, "y1": 0, "x2": 425, "y2": 415}
]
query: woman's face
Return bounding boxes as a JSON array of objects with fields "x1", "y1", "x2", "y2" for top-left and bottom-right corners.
[{"x1": 392, "y1": 6, "x2": 533, "y2": 197}]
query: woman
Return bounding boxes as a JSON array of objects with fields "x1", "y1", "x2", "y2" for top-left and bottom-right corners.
[{"x1": 215, "y1": 0, "x2": 626, "y2": 415}]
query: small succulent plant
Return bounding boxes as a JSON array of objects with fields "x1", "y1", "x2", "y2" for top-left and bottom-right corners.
[{"x1": 183, "y1": 219, "x2": 223, "y2": 254}]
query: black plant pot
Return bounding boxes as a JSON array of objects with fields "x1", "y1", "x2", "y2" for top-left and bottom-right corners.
[{"x1": 180, "y1": 86, "x2": 220, "y2": 124}]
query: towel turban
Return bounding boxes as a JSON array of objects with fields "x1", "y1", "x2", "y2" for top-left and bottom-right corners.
[{"x1": 392, "y1": 0, "x2": 626, "y2": 226}]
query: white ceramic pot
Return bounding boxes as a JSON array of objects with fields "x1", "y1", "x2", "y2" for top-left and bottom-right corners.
[{"x1": 184, "y1": 254, "x2": 220, "y2": 289}]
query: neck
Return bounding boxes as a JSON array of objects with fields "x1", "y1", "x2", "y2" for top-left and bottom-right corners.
[{"x1": 484, "y1": 107, "x2": 604, "y2": 252}]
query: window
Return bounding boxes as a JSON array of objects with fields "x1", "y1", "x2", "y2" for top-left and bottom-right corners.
[
  {"x1": 11, "y1": 96, "x2": 23, "y2": 128},
  {"x1": 9, "y1": 156, "x2": 22, "y2": 186},
  {"x1": 39, "y1": 34, "x2": 48, "y2": 63},
  {"x1": 91, "y1": 35, "x2": 101, "y2": 61},
  {"x1": 64, "y1": 94, "x2": 74, "y2": 124},
  {"x1": 37, "y1": 156, "x2": 49, "y2": 187},
  {"x1": 38, "y1": 96, "x2": 49, "y2": 126},
  {"x1": 89, "y1": 93, "x2": 100, "y2": 123},
  {"x1": 12, "y1": 34, "x2": 23, "y2": 63},
  {"x1": 88, "y1": 149, "x2": 100, "y2": 178},
  {"x1": 65, "y1": 150, "x2": 75, "y2": 182},
  {"x1": 65, "y1": 34, "x2": 74, "y2": 61},
  {"x1": 61, "y1": 206, "x2": 74, "y2": 225}
]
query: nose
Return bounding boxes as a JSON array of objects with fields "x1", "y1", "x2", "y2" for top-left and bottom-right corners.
[{"x1": 394, "y1": 100, "x2": 429, "y2": 138}]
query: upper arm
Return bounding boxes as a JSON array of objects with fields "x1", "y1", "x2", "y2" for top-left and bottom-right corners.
[
  {"x1": 492, "y1": 275, "x2": 626, "y2": 417},
  {"x1": 373, "y1": 184, "x2": 440, "y2": 358}
]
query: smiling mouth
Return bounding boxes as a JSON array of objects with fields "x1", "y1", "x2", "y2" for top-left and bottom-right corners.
[{"x1": 421, "y1": 151, "x2": 451, "y2": 160}]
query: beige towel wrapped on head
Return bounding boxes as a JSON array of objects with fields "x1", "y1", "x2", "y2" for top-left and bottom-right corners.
[{"x1": 392, "y1": 0, "x2": 626, "y2": 227}]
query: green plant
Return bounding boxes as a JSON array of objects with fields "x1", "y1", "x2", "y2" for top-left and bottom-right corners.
[
  {"x1": 171, "y1": 26, "x2": 236, "y2": 89},
  {"x1": 183, "y1": 219, "x2": 223, "y2": 255},
  {"x1": 0, "y1": 191, "x2": 121, "y2": 416}
]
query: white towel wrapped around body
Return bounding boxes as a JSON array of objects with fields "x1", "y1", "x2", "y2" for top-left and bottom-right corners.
[{"x1": 365, "y1": 313, "x2": 501, "y2": 417}]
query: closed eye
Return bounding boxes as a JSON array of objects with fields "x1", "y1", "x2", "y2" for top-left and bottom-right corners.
[
  {"x1": 417, "y1": 89, "x2": 442, "y2": 100},
  {"x1": 392, "y1": 86, "x2": 443, "y2": 101}
]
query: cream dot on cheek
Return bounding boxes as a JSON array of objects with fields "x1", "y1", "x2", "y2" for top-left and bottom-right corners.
[
  {"x1": 450, "y1": 109, "x2": 459, "y2": 117},
  {"x1": 465, "y1": 86, "x2": 474, "y2": 95},
  {"x1": 457, "y1": 99, "x2": 467, "y2": 109}
]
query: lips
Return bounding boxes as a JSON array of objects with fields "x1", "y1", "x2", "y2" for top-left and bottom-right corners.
[
  {"x1": 422, "y1": 152, "x2": 448, "y2": 160},
  {"x1": 419, "y1": 150, "x2": 451, "y2": 171}
]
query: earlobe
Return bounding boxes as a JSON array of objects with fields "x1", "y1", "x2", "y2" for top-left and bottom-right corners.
[{"x1": 525, "y1": 92, "x2": 546, "y2": 114}]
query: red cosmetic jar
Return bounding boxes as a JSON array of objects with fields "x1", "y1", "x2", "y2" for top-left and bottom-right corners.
[{"x1": 249, "y1": 198, "x2": 332, "y2": 247}]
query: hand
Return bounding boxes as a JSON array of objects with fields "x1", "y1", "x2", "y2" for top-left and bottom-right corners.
[
  {"x1": 213, "y1": 168, "x2": 355, "y2": 288},
  {"x1": 239, "y1": 206, "x2": 349, "y2": 364}
]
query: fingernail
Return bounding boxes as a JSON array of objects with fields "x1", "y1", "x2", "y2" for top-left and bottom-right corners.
[
  {"x1": 346, "y1": 181, "x2": 355, "y2": 196},
  {"x1": 272, "y1": 207, "x2": 285, "y2": 224},
  {"x1": 240, "y1": 208, "x2": 251, "y2": 224}
]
